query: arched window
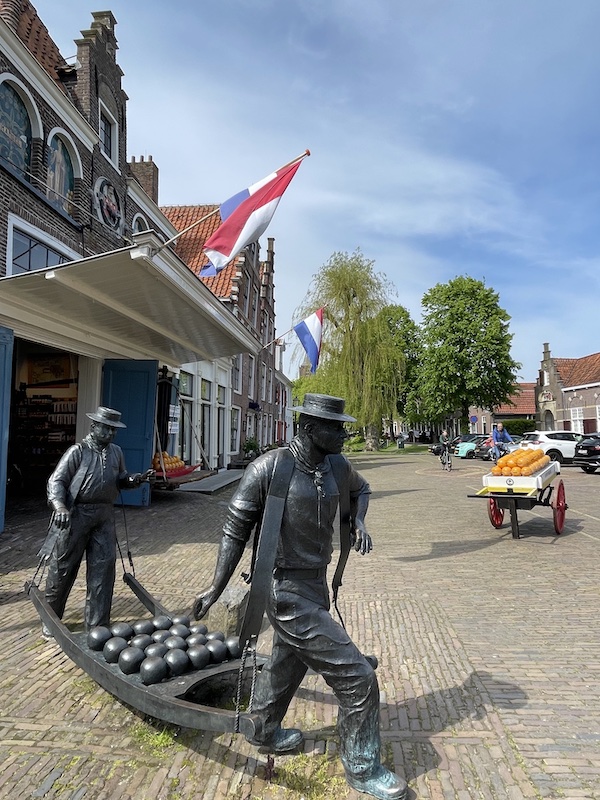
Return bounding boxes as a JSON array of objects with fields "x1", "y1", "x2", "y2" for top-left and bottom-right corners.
[
  {"x1": 0, "y1": 80, "x2": 32, "y2": 179},
  {"x1": 132, "y1": 213, "x2": 149, "y2": 233},
  {"x1": 47, "y1": 135, "x2": 74, "y2": 213}
]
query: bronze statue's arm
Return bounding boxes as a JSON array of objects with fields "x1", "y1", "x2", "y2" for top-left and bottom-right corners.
[
  {"x1": 191, "y1": 534, "x2": 246, "y2": 620},
  {"x1": 350, "y1": 492, "x2": 372, "y2": 555}
]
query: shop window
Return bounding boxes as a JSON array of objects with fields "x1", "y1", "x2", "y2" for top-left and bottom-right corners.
[
  {"x1": 11, "y1": 229, "x2": 68, "y2": 274},
  {"x1": 217, "y1": 384, "x2": 226, "y2": 405},
  {"x1": 0, "y1": 80, "x2": 32, "y2": 180},
  {"x1": 201, "y1": 378, "x2": 211, "y2": 401},
  {"x1": 47, "y1": 135, "x2": 74, "y2": 214},
  {"x1": 179, "y1": 371, "x2": 193, "y2": 397}
]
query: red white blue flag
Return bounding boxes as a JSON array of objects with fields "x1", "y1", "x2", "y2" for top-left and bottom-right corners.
[
  {"x1": 294, "y1": 308, "x2": 324, "y2": 373},
  {"x1": 201, "y1": 158, "x2": 304, "y2": 276}
]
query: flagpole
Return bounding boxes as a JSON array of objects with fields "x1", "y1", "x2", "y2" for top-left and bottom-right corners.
[
  {"x1": 151, "y1": 150, "x2": 310, "y2": 258},
  {"x1": 152, "y1": 207, "x2": 220, "y2": 256}
]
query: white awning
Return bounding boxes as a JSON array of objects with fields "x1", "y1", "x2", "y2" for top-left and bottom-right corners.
[{"x1": 0, "y1": 238, "x2": 258, "y2": 365}]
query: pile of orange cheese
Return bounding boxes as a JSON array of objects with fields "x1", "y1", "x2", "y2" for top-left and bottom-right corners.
[
  {"x1": 151, "y1": 451, "x2": 185, "y2": 472},
  {"x1": 491, "y1": 448, "x2": 551, "y2": 477}
]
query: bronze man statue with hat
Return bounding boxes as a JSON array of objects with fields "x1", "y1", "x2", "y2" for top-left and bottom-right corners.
[
  {"x1": 191, "y1": 394, "x2": 407, "y2": 800},
  {"x1": 39, "y1": 406, "x2": 154, "y2": 639}
]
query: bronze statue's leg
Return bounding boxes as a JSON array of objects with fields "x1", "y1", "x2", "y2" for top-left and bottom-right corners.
[
  {"x1": 84, "y1": 505, "x2": 117, "y2": 630},
  {"x1": 44, "y1": 515, "x2": 87, "y2": 619}
]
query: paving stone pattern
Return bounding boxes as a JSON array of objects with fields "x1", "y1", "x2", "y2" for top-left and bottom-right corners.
[{"x1": 1, "y1": 450, "x2": 600, "y2": 799}]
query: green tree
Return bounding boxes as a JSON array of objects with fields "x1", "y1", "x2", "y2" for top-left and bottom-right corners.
[
  {"x1": 416, "y1": 275, "x2": 521, "y2": 429},
  {"x1": 293, "y1": 250, "x2": 403, "y2": 445}
]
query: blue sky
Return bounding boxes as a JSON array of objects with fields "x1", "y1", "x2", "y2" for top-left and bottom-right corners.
[{"x1": 32, "y1": 0, "x2": 600, "y2": 381}]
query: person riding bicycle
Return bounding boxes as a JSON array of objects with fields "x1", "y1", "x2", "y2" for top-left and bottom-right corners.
[
  {"x1": 439, "y1": 429, "x2": 452, "y2": 466},
  {"x1": 490, "y1": 422, "x2": 513, "y2": 463}
]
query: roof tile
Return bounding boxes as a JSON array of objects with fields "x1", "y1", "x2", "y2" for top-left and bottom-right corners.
[
  {"x1": 161, "y1": 204, "x2": 237, "y2": 299},
  {"x1": 554, "y1": 353, "x2": 600, "y2": 387}
]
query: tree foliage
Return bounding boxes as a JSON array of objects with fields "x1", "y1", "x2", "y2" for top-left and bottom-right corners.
[
  {"x1": 415, "y1": 275, "x2": 521, "y2": 427},
  {"x1": 293, "y1": 250, "x2": 406, "y2": 433}
]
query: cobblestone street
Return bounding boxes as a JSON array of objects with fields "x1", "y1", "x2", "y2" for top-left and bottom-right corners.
[{"x1": 1, "y1": 449, "x2": 600, "y2": 799}]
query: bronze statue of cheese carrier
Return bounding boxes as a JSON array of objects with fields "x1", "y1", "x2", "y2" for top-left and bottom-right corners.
[{"x1": 28, "y1": 396, "x2": 407, "y2": 800}]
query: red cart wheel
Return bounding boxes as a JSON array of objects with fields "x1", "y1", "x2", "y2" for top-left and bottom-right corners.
[
  {"x1": 488, "y1": 497, "x2": 504, "y2": 528},
  {"x1": 552, "y1": 479, "x2": 566, "y2": 534}
]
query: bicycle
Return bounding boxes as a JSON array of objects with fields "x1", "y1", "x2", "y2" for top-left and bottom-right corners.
[
  {"x1": 440, "y1": 443, "x2": 452, "y2": 471},
  {"x1": 489, "y1": 441, "x2": 510, "y2": 465}
]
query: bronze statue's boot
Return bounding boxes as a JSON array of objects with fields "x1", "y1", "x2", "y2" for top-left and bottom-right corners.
[
  {"x1": 347, "y1": 765, "x2": 408, "y2": 800},
  {"x1": 249, "y1": 726, "x2": 304, "y2": 753}
]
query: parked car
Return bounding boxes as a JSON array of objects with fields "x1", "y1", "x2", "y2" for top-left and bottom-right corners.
[
  {"x1": 573, "y1": 433, "x2": 600, "y2": 473},
  {"x1": 474, "y1": 434, "x2": 523, "y2": 461},
  {"x1": 454, "y1": 434, "x2": 489, "y2": 459},
  {"x1": 520, "y1": 431, "x2": 582, "y2": 464},
  {"x1": 428, "y1": 433, "x2": 475, "y2": 456}
]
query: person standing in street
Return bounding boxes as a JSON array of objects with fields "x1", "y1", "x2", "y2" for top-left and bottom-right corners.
[
  {"x1": 39, "y1": 406, "x2": 153, "y2": 638},
  {"x1": 192, "y1": 393, "x2": 407, "y2": 800}
]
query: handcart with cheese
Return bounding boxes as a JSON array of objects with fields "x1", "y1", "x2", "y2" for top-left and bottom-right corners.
[{"x1": 468, "y1": 448, "x2": 567, "y2": 539}]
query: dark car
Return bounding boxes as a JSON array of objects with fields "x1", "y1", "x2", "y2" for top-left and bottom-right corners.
[
  {"x1": 573, "y1": 433, "x2": 600, "y2": 473},
  {"x1": 475, "y1": 434, "x2": 523, "y2": 460}
]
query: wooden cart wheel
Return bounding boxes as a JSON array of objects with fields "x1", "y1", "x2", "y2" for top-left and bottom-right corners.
[
  {"x1": 487, "y1": 497, "x2": 504, "y2": 528},
  {"x1": 552, "y1": 479, "x2": 566, "y2": 534}
]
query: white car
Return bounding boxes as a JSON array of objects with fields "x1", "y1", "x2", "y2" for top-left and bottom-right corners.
[{"x1": 520, "y1": 431, "x2": 582, "y2": 464}]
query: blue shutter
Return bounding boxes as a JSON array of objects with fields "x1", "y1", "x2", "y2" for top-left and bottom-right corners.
[
  {"x1": 0, "y1": 327, "x2": 15, "y2": 533},
  {"x1": 102, "y1": 360, "x2": 158, "y2": 507}
]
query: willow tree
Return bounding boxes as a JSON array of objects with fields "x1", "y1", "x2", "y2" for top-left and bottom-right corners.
[
  {"x1": 417, "y1": 275, "x2": 521, "y2": 429},
  {"x1": 293, "y1": 249, "x2": 404, "y2": 445}
]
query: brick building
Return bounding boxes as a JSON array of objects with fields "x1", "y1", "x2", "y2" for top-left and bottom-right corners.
[
  {"x1": 536, "y1": 343, "x2": 600, "y2": 434},
  {"x1": 0, "y1": 3, "x2": 257, "y2": 530},
  {"x1": 161, "y1": 202, "x2": 293, "y2": 458}
]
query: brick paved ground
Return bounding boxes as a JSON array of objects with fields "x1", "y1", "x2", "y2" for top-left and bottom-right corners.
[{"x1": 1, "y1": 449, "x2": 600, "y2": 799}]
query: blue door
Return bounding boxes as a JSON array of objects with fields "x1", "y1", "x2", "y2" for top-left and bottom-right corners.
[
  {"x1": 102, "y1": 360, "x2": 158, "y2": 507},
  {"x1": 0, "y1": 327, "x2": 14, "y2": 533}
]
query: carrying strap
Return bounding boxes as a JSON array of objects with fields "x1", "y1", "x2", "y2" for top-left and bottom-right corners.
[
  {"x1": 238, "y1": 449, "x2": 295, "y2": 647},
  {"x1": 329, "y1": 454, "x2": 352, "y2": 627}
]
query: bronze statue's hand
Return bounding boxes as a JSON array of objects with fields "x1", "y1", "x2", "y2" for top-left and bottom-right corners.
[
  {"x1": 54, "y1": 508, "x2": 71, "y2": 530},
  {"x1": 352, "y1": 521, "x2": 372, "y2": 555},
  {"x1": 142, "y1": 469, "x2": 156, "y2": 481},
  {"x1": 191, "y1": 587, "x2": 217, "y2": 620}
]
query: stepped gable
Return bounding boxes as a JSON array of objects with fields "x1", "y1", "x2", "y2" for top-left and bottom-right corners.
[
  {"x1": 494, "y1": 382, "x2": 536, "y2": 415},
  {"x1": 161, "y1": 204, "x2": 237, "y2": 299},
  {"x1": 1, "y1": 0, "x2": 69, "y2": 90},
  {"x1": 555, "y1": 352, "x2": 600, "y2": 388}
]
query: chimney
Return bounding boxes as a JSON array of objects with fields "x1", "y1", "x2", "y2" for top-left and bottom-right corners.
[{"x1": 128, "y1": 155, "x2": 159, "y2": 204}]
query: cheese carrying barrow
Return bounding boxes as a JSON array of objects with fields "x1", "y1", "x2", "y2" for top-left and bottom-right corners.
[
  {"x1": 26, "y1": 571, "x2": 267, "y2": 738},
  {"x1": 467, "y1": 460, "x2": 567, "y2": 539}
]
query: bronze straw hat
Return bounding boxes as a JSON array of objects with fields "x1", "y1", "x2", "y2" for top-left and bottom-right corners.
[{"x1": 292, "y1": 393, "x2": 356, "y2": 422}]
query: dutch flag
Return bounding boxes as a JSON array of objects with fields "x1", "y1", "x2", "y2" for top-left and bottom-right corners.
[
  {"x1": 294, "y1": 308, "x2": 324, "y2": 373},
  {"x1": 201, "y1": 157, "x2": 305, "y2": 276}
]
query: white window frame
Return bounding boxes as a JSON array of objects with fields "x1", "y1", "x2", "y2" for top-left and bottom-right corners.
[
  {"x1": 99, "y1": 101, "x2": 119, "y2": 169},
  {"x1": 248, "y1": 354, "x2": 255, "y2": 399},
  {"x1": 232, "y1": 353, "x2": 242, "y2": 393},
  {"x1": 7, "y1": 213, "x2": 80, "y2": 276},
  {"x1": 570, "y1": 406, "x2": 584, "y2": 434}
]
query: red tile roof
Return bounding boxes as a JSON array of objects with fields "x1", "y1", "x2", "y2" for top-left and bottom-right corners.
[
  {"x1": 554, "y1": 353, "x2": 600, "y2": 387},
  {"x1": 161, "y1": 204, "x2": 237, "y2": 299},
  {"x1": 495, "y1": 382, "x2": 537, "y2": 415},
  {"x1": 2, "y1": 0, "x2": 69, "y2": 90}
]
